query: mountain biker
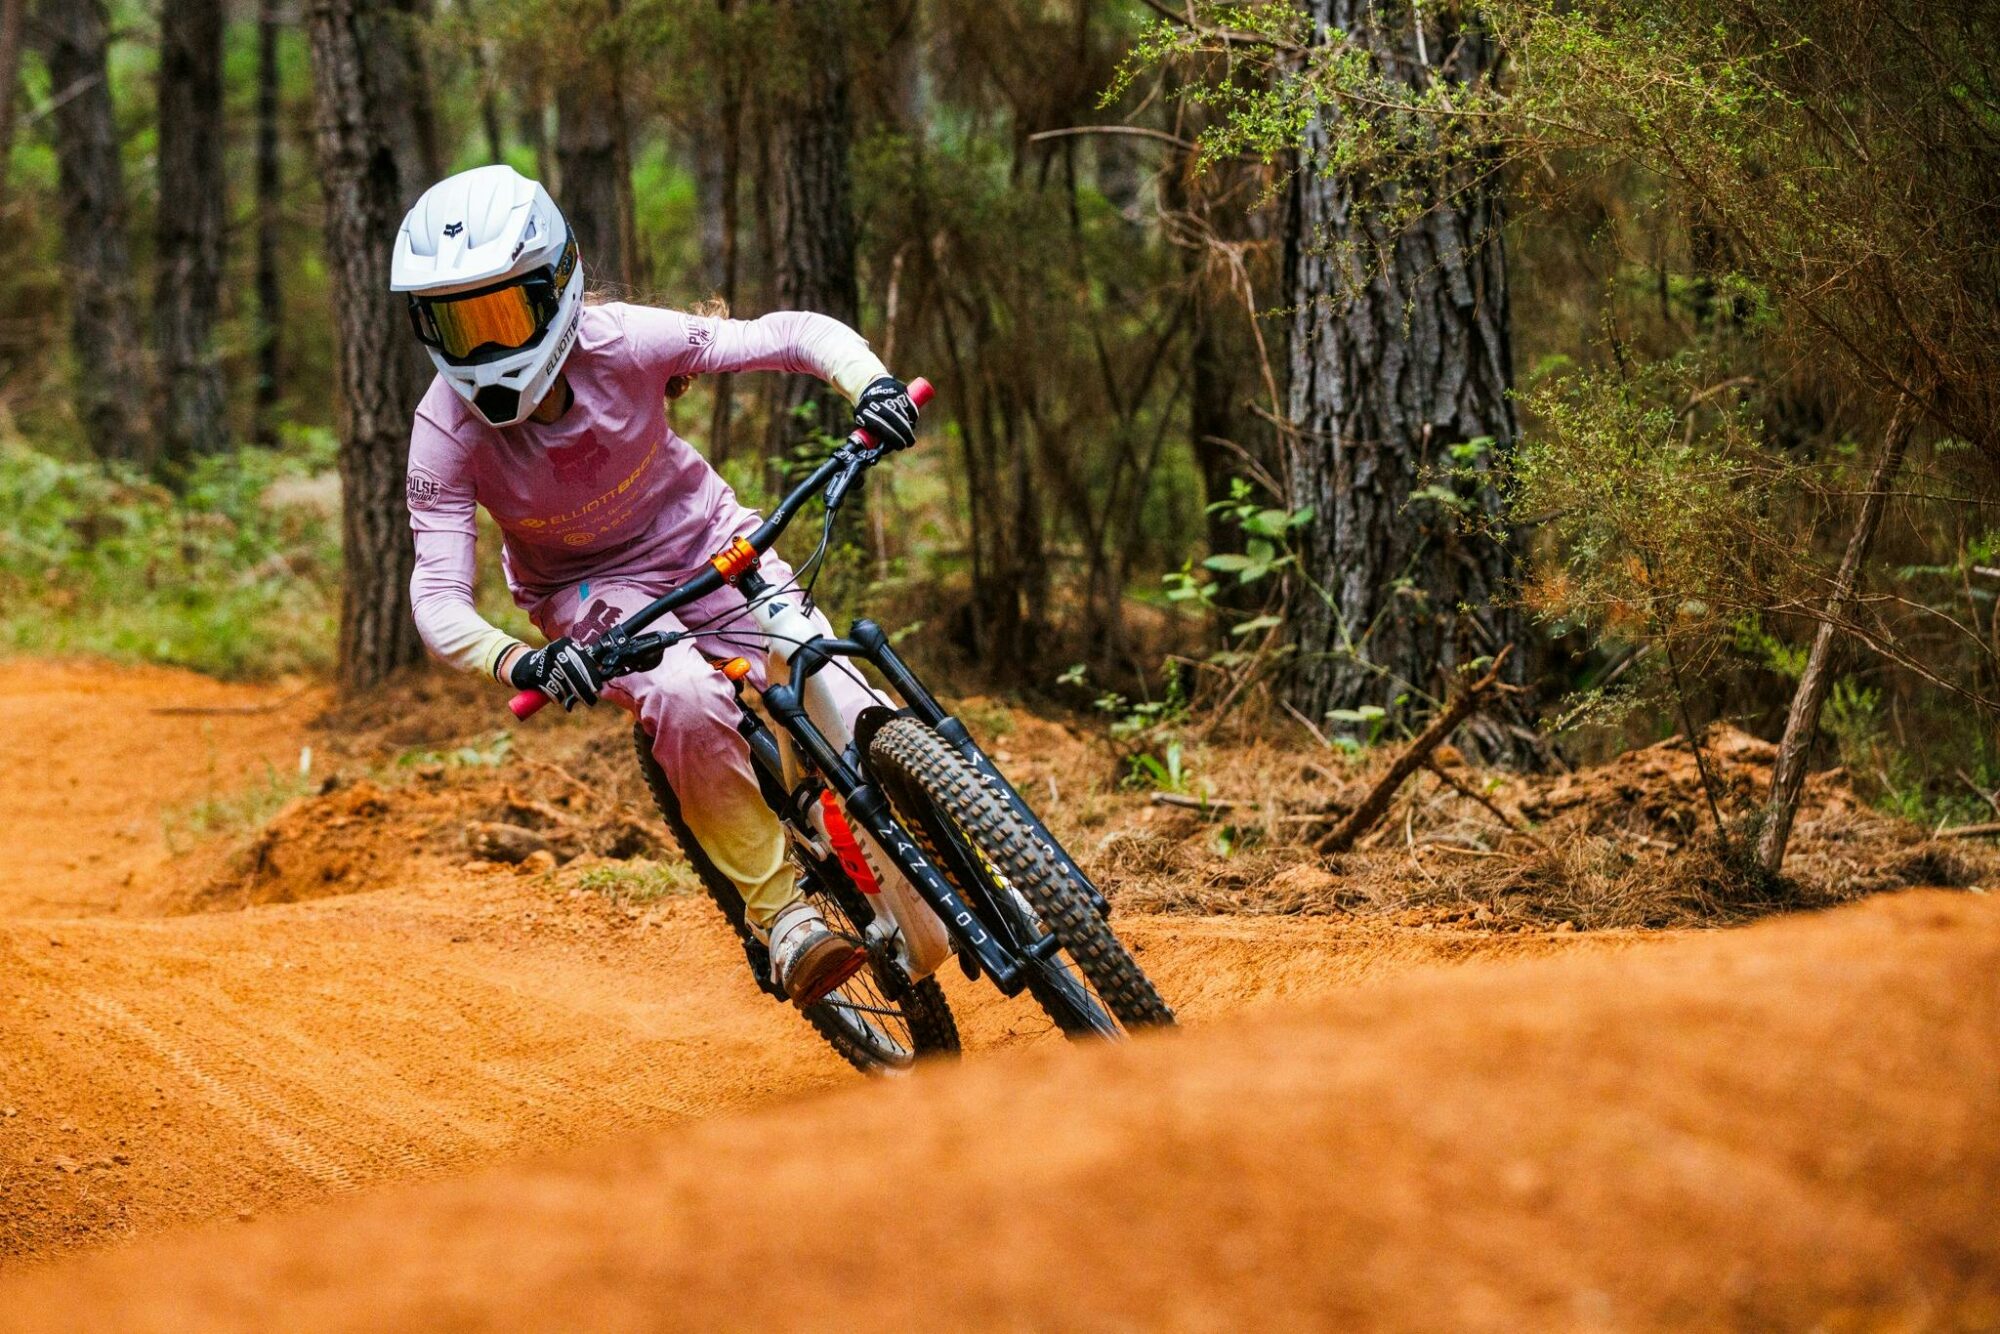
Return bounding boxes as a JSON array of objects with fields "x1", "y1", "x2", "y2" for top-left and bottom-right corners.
[{"x1": 392, "y1": 164, "x2": 919, "y2": 1007}]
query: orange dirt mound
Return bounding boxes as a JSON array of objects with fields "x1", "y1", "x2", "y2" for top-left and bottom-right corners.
[{"x1": 5, "y1": 890, "x2": 1992, "y2": 1331}]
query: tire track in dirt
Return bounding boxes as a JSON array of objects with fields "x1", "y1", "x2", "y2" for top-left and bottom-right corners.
[{"x1": 65, "y1": 989, "x2": 358, "y2": 1190}]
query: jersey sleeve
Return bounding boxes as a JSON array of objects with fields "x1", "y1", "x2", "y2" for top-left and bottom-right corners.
[
  {"x1": 618, "y1": 304, "x2": 889, "y2": 403},
  {"x1": 406, "y1": 418, "x2": 522, "y2": 679}
]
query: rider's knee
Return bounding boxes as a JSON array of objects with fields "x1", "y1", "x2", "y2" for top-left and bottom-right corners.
[{"x1": 629, "y1": 655, "x2": 743, "y2": 768}]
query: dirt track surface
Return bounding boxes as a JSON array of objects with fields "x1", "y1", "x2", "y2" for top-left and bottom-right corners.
[
  {"x1": 2, "y1": 663, "x2": 1992, "y2": 1330},
  {"x1": 0, "y1": 662, "x2": 323, "y2": 918},
  {"x1": 0, "y1": 662, "x2": 1627, "y2": 1266},
  {"x1": 6, "y1": 890, "x2": 1994, "y2": 1331}
]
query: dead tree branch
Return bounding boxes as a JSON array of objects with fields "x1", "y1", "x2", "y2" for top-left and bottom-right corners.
[{"x1": 1317, "y1": 647, "x2": 1515, "y2": 854}]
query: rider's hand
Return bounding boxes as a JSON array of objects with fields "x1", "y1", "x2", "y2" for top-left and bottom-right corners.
[
  {"x1": 507, "y1": 637, "x2": 604, "y2": 711},
  {"x1": 853, "y1": 376, "x2": 919, "y2": 452}
]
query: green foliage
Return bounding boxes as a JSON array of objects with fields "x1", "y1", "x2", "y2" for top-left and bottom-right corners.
[
  {"x1": 1732, "y1": 617, "x2": 1806, "y2": 683},
  {"x1": 162, "y1": 760, "x2": 312, "y2": 853},
  {"x1": 1124, "y1": 738, "x2": 1189, "y2": 793},
  {"x1": 571, "y1": 860, "x2": 697, "y2": 904},
  {"x1": 1508, "y1": 357, "x2": 1794, "y2": 684},
  {"x1": 395, "y1": 731, "x2": 515, "y2": 771},
  {"x1": 0, "y1": 440, "x2": 340, "y2": 678}
]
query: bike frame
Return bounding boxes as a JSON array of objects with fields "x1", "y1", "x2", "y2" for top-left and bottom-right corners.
[{"x1": 510, "y1": 378, "x2": 1112, "y2": 1000}]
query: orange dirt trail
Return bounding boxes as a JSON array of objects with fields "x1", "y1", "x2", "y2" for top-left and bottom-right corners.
[
  {"x1": 1, "y1": 664, "x2": 1992, "y2": 1330},
  {"x1": 0, "y1": 663, "x2": 1623, "y2": 1268}
]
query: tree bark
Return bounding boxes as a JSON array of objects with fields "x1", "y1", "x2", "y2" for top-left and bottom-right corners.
[
  {"x1": 304, "y1": 0, "x2": 431, "y2": 690},
  {"x1": 693, "y1": 90, "x2": 742, "y2": 462},
  {"x1": 375, "y1": 0, "x2": 439, "y2": 188},
  {"x1": 0, "y1": 0, "x2": 30, "y2": 209},
  {"x1": 1284, "y1": 0, "x2": 1527, "y2": 762},
  {"x1": 155, "y1": 0, "x2": 230, "y2": 470},
  {"x1": 766, "y1": 0, "x2": 859, "y2": 456},
  {"x1": 1755, "y1": 398, "x2": 1916, "y2": 874},
  {"x1": 32, "y1": 0, "x2": 149, "y2": 465},
  {"x1": 251, "y1": 0, "x2": 283, "y2": 447},
  {"x1": 555, "y1": 0, "x2": 640, "y2": 292}
]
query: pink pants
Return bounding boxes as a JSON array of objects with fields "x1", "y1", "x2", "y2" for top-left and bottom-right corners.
[{"x1": 531, "y1": 555, "x2": 880, "y2": 930}]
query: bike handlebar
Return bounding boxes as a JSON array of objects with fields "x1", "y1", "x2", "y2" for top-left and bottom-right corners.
[{"x1": 509, "y1": 376, "x2": 934, "y2": 720}]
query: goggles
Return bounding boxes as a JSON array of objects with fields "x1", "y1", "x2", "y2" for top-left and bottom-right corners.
[{"x1": 407, "y1": 237, "x2": 578, "y2": 365}]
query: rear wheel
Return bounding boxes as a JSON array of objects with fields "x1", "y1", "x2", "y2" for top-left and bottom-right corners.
[
  {"x1": 868, "y1": 718, "x2": 1174, "y2": 1035},
  {"x1": 633, "y1": 725, "x2": 958, "y2": 1072}
]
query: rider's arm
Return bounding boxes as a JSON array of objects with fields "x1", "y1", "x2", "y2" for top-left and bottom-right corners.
[
  {"x1": 620, "y1": 305, "x2": 888, "y2": 404},
  {"x1": 406, "y1": 437, "x2": 523, "y2": 681}
]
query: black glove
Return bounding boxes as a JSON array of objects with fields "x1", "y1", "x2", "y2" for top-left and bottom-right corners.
[
  {"x1": 508, "y1": 637, "x2": 604, "y2": 711},
  {"x1": 853, "y1": 376, "x2": 919, "y2": 452}
]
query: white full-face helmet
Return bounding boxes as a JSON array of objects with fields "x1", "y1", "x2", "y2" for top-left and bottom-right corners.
[{"x1": 391, "y1": 165, "x2": 582, "y2": 427}]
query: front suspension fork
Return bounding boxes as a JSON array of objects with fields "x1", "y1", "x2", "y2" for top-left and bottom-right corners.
[
  {"x1": 848, "y1": 620, "x2": 1111, "y2": 918},
  {"x1": 760, "y1": 678, "x2": 1026, "y2": 993}
]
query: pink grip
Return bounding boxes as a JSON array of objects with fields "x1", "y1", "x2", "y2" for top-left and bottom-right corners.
[
  {"x1": 509, "y1": 689, "x2": 550, "y2": 719},
  {"x1": 853, "y1": 377, "x2": 935, "y2": 450}
]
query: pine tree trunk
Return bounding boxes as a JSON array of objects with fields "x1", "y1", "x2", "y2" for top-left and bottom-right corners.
[
  {"x1": 556, "y1": 0, "x2": 640, "y2": 291},
  {"x1": 766, "y1": 0, "x2": 859, "y2": 459},
  {"x1": 155, "y1": 0, "x2": 230, "y2": 470},
  {"x1": 376, "y1": 0, "x2": 439, "y2": 188},
  {"x1": 251, "y1": 0, "x2": 283, "y2": 447},
  {"x1": 32, "y1": 0, "x2": 149, "y2": 466},
  {"x1": 0, "y1": 0, "x2": 29, "y2": 208},
  {"x1": 304, "y1": 0, "x2": 430, "y2": 690},
  {"x1": 692, "y1": 75, "x2": 742, "y2": 462},
  {"x1": 1284, "y1": 0, "x2": 1527, "y2": 762}
]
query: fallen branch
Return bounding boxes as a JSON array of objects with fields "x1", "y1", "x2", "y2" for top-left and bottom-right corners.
[
  {"x1": 149, "y1": 687, "x2": 311, "y2": 717},
  {"x1": 1423, "y1": 756, "x2": 1549, "y2": 851},
  {"x1": 1933, "y1": 822, "x2": 2000, "y2": 840},
  {"x1": 1317, "y1": 647, "x2": 1516, "y2": 855},
  {"x1": 1148, "y1": 792, "x2": 1238, "y2": 813}
]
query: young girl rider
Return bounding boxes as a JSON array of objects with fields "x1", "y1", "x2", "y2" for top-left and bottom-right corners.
[{"x1": 393, "y1": 164, "x2": 920, "y2": 1007}]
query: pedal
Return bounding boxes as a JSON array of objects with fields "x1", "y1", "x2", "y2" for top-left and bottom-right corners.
[{"x1": 789, "y1": 944, "x2": 869, "y2": 1009}]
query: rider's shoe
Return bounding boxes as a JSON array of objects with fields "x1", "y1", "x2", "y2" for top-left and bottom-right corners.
[{"x1": 767, "y1": 899, "x2": 868, "y2": 1008}]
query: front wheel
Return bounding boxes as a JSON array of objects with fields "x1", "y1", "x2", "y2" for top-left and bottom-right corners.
[
  {"x1": 868, "y1": 718, "x2": 1175, "y2": 1034},
  {"x1": 632, "y1": 725, "x2": 958, "y2": 1073}
]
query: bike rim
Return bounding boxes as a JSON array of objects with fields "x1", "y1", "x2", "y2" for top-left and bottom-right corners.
[{"x1": 801, "y1": 882, "x2": 920, "y2": 1066}]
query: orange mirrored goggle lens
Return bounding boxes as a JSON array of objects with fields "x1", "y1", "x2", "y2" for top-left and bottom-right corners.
[{"x1": 426, "y1": 285, "x2": 541, "y2": 360}]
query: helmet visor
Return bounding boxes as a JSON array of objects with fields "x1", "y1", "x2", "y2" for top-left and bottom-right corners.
[
  {"x1": 407, "y1": 238, "x2": 578, "y2": 365},
  {"x1": 423, "y1": 285, "x2": 541, "y2": 360}
]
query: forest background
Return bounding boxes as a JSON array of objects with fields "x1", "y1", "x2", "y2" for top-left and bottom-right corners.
[{"x1": 0, "y1": 0, "x2": 1994, "y2": 882}]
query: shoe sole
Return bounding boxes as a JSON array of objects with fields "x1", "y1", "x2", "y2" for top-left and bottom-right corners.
[{"x1": 790, "y1": 944, "x2": 870, "y2": 1009}]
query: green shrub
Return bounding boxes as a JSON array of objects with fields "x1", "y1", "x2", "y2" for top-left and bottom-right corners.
[{"x1": 0, "y1": 437, "x2": 340, "y2": 678}]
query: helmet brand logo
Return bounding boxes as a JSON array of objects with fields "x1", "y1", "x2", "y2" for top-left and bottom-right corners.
[{"x1": 443, "y1": 221, "x2": 464, "y2": 238}]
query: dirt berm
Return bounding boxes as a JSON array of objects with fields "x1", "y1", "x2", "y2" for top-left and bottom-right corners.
[{"x1": 7, "y1": 889, "x2": 1994, "y2": 1331}]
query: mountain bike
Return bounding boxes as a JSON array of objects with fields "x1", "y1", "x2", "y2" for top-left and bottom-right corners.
[{"x1": 509, "y1": 378, "x2": 1175, "y2": 1072}]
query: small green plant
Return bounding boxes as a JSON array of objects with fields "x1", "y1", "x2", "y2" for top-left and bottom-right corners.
[
  {"x1": 162, "y1": 761, "x2": 312, "y2": 852},
  {"x1": 1123, "y1": 738, "x2": 1190, "y2": 793},
  {"x1": 396, "y1": 731, "x2": 514, "y2": 770},
  {"x1": 1325, "y1": 702, "x2": 1391, "y2": 753},
  {"x1": 571, "y1": 860, "x2": 696, "y2": 904}
]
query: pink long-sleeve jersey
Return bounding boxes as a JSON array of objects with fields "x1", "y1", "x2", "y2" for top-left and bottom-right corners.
[{"x1": 405, "y1": 302, "x2": 887, "y2": 676}]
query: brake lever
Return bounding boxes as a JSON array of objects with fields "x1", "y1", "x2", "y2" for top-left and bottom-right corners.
[
  {"x1": 597, "y1": 628, "x2": 678, "y2": 676},
  {"x1": 822, "y1": 446, "x2": 875, "y2": 515}
]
